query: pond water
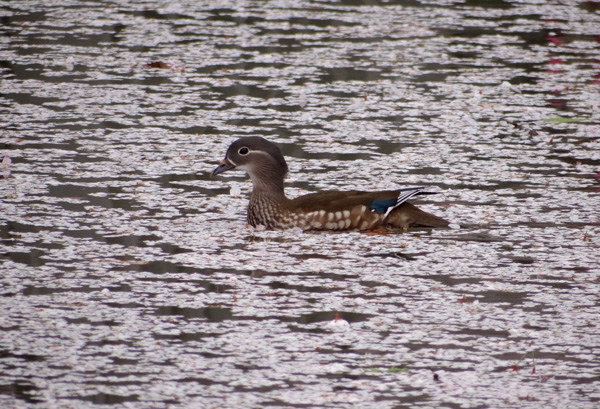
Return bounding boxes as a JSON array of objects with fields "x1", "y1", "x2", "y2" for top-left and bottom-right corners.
[{"x1": 1, "y1": 0, "x2": 599, "y2": 408}]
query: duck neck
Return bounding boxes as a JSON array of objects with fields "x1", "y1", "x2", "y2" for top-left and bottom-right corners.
[{"x1": 249, "y1": 167, "x2": 286, "y2": 197}]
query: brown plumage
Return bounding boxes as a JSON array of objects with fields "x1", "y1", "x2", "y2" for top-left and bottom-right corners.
[{"x1": 212, "y1": 137, "x2": 449, "y2": 231}]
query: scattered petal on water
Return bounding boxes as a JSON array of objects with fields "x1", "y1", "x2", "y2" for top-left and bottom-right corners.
[
  {"x1": 325, "y1": 313, "x2": 350, "y2": 331},
  {"x1": 499, "y1": 81, "x2": 520, "y2": 94},
  {"x1": 229, "y1": 184, "x2": 241, "y2": 197},
  {"x1": 323, "y1": 363, "x2": 350, "y2": 374},
  {"x1": 64, "y1": 55, "x2": 75, "y2": 71}
]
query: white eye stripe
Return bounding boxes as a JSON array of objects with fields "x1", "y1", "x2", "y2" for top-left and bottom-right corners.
[
  {"x1": 228, "y1": 149, "x2": 272, "y2": 165},
  {"x1": 248, "y1": 150, "x2": 274, "y2": 159}
]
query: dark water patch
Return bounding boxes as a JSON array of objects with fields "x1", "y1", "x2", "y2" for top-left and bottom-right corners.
[
  {"x1": 337, "y1": 0, "x2": 423, "y2": 7},
  {"x1": 404, "y1": 341, "x2": 476, "y2": 352},
  {"x1": 195, "y1": 61, "x2": 285, "y2": 74},
  {"x1": 136, "y1": 276, "x2": 231, "y2": 294},
  {"x1": 21, "y1": 283, "x2": 131, "y2": 296},
  {"x1": 442, "y1": 233, "x2": 502, "y2": 242},
  {"x1": 95, "y1": 120, "x2": 139, "y2": 130},
  {"x1": 3, "y1": 239, "x2": 63, "y2": 252},
  {"x1": 266, "y1": 281, "x2": 340, "y2": 294},
  {"x1": 205, "y1": 11, "x2": 266, "y2": 25},
  {"x1": 85, "y1": 377, "x2": 154, "y2": 384},
  {"x1": 125, "y1": 9, "x2": 194, "y2": 21},
  {"x1": 225, "y1": 117, "x2": 265, "y2": 128},
  {"x1": 412, "y1": 71, "x2": 451, "y2": 83},
  {"x1": 546, "y1": 155, "x2": 600, "y2": 168},
  {"x1": 153, "y1": 331, "x2": 213, "y2": 342},
  {"x1": 115, "y1": 262, "x2": 287, "y2": 280},
  {"x1": 63, "y1": 230, "x2": 164, "y2": 249},
  {"x1": 505, "y1": 255, "x2": 536, "y2": 265},
  {"x1": 453, "y1": 328, "x2": 510, "y2": 338},
  {"x1": 573, "y1": 375, "x2": 600, "y2": 385},
  {"x1": 175, "y1": 376, "x2": 215, "y2": 386},
  {"x1": 74, "y1": 392, "x2": 139, "y2": 404},
  {"x1": 368, "y1": 140, "x2": 416, "y2": 153},
  {"x1": 298, "y1": 311, "x2": 372, "y2": 324},
  {"x1": 0, "y1": 349, "x2": 46, "y2": 362},
  {"x1": 158, "y1": 243, "x2": 193, "y2": 255},
  {"x1": 520, "y1": 304, "x2": 558, "y2": 314},
  {"x1": 263, "y1": 103, "x2": 305, "y2": 113},
  {"x1": 2, "y1": 92, "x2": 61, "y2": 106},
  {"x1": 104, "y1": 234, "x2": 163, "y2": 248},
  {"x1": 416, "y1": 275, "x2": 482, "y2": 287},
  {"x1": 464, "y1": 0, "x2": 513, "y2": 8},
  {"x1": 211, "y1": 84, "x2": 288, "y2": 99},
  {"x1": 29, "y1": 32, "x2": 117, "y2": 48},
  {"x1": 81, "y1": 76, "x2": 175, "y2": 87},
  {"x1": 321, "y1": 67, "x2": 383, "y2": 83},
  {"x1": 3, "y1": 140, "x2": 77, "y2": 152},
  {"x1": 49, "y1": 183, "x2": 119, "y2": 199},
  {"x1": 112, "y1": 259, "x2": 201, "y2": 275},
  {"x1": 1, "y1": 221, "x2": 42, "y2": 235},
  {"x1": 155, "y1": 305, "x2": 233, "y2": 321},
  {"x1": 0, "y1": 381, "x2": 43, "y2": 404},
  {"x1": 232, "y1": 43, "x2": 306, "y2": 54},
  {"x1": 103, "y1": 302, "x2": 144, "y2": 309},
  {"x1": 366, "y1": 251, "x2": 424, "y2": 260},
  {"x1": 311, "y1": 270, "x2": 360, "y2": 282},
  {"x1": 1, "y1": 11, "x2": 47, "y2": 24},
  {"x1": 110, "y1": 357, "x2": 138, "y2": 365},
  {"x1": 1, "y1": 64, "x2": 86, "y2": 82},
  {"x1": 179, "y1": 124, "x2": 222, "y2": 135},
  {"x1": 518, "y1": 279, "x2": 574, "y2": 289},
  {"x1": 64, "y1": 317, "x2": 121, "y2": 326},
  {"x1": 288, "y1": 16, "x2": 362, "y2": 28},
  {"x1": 3, "y1": 249, "x2": 46, "y2": 267},
  {"x1": 291, "y1": 252, "x2": 333, "y2": 260},
  {"x1": 469, "y1": 290, "x2": 529, "y2": 305},
  {"x1": 291, "y1": 151, "x2": 374, "y2": 161}
]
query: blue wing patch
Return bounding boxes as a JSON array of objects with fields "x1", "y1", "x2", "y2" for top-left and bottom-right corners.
[
  {"x1": 370, "y1": 187, "x2": 426, "y2": 218},
  {"x1": 370, "y1": 198, "x2": 397, "y2": 214}
]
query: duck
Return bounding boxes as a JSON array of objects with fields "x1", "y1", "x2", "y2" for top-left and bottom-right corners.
[{"x1": 212, "y1": 137, "x2": 449, "y2": 231}]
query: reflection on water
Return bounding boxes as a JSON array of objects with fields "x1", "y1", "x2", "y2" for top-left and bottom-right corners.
[{"x1": 1, "y1": 0, "x2": 599, "y2": 408}]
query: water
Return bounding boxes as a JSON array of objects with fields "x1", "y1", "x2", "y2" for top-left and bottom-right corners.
[{"x1": 1, "y1": 0, "x2": 599, "y2": 408}]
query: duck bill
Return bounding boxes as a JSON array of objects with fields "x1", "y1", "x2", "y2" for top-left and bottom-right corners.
[{"x1": 212, "y1": 159, "x2": 236, "y2": 176}]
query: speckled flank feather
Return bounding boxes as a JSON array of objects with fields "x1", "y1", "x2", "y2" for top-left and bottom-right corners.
[
  {"x1": 249, "y1": 193, "x2": 386, "y2": 231},
  {"x1": 213, "y1": 137, "x2": 449, "y2": 231}
]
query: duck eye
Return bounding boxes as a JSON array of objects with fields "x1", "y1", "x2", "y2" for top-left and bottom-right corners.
[{"x1": 238, "y1": 147, "x2": 249, "y2": 155}]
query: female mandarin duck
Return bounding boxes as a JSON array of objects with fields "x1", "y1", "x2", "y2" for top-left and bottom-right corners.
[{"x1": 213, "y1": 137, "x2": 449, "y2": 231}]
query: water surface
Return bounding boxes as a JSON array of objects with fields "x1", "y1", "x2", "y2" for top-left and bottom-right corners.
[{"x1": 1, "y1": 0, "x2": 599, "y2": 408}]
